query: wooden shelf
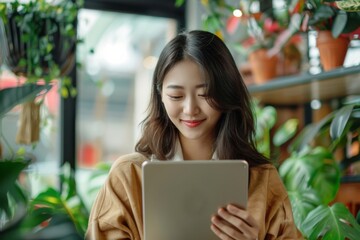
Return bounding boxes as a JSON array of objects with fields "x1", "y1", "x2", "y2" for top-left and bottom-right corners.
[{"x1": 247, "y1": 65, "x2": 360, "y2": 106}]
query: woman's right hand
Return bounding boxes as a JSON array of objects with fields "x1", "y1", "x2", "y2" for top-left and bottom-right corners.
[{"x1": 211, "y1": 204, "x2": 259, "y2": 240}]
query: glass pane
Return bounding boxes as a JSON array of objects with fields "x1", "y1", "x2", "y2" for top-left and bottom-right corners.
[
  {"x1": 76, "y1": 9, "x2": 177, "y2": 167},
  {"x1": 0, "y1": 70, "x2": 61, "y2": 196},
  {"x1": 75, "y1": 9, "x2": 177, "y2": 206}
]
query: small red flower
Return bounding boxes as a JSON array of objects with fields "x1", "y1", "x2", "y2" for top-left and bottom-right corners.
[{"x1": 264, "y1": 18, "x2": 281, "y2": 33}]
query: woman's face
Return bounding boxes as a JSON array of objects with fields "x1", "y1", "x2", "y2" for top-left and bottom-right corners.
[{"x1": 161, "y1": 59, "x2": 222, "y2": 143}]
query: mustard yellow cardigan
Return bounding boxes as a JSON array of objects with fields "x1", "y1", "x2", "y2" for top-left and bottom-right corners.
[{"x1": 86, "y1": 153, "x2": 303, "y2": 240}]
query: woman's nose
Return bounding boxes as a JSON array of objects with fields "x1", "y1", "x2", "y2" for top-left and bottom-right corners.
[{"x1": 183, "y1": 97, "x2": 199, "y2": 115}]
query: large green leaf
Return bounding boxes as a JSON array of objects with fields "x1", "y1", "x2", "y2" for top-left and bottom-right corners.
[
  {"x1": 279, "y1": 150, "x2": 319, "y2": 191},
  {"x1": 289, "y1": 112, "x2": 335, "y2": 152},
  {"x1": 332, "y1": 10, "x2": 347, "y2": 38},
  {"x1": 0, "y1": 84, "x2": 51, "y2": 118},
  {"x1": 288, "y1": 188, "x2": 321, "y2": 230},
  {"x1": 279, "y1": 147, "x2": 340, "y2": 204},
  {"x1": 0, "y1": 159, "x2": 29, "y2": 217},
  {"x1": 309, "y1": 5, "x2": 335, "y2": 26},
  {"x1": 302, "y1": 203, "x2": 360, "y2": 240},
  {"x1": 30, "y1": 184, "x2": 89, "y2": 236},
  {"x1": 273, "y1": 119, "x2": 298, "y2": 147},
  {"x1": 310, "y1": 158, "x2": 340, "y2": 204},
  {"x1": 0, "y1": 159, "x2": 29, "y2": 195},
  {"x1": 330, "y1": 104, "x2": 354, "y2": 140},
  {"x1": 259, "y1": 105, "x2": 277, "y2": 130},
  {"x1": 0, "y1": 159, "x2": 29, "y2": 237}
]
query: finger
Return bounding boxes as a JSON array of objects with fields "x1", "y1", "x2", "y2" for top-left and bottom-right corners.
[
  {"x1": 227, "y1": 204, "x2": 259, "y2": 229},
  {"x1": 211, "y1": 214, "x2": 243, "y2": 239},
  {"x1": 218, "y1": 208, "x2": 255, "y2": 238},
  {"x1": 211, "y1": 222, "x2": 235, "y2": 240}
]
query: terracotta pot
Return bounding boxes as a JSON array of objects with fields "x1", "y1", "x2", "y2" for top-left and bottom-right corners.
[
  {"x1": 316, "y1": 30, "x2": 349, "y2": 71},
  {"x1": 248, "y1": 49, "x2": 278, "y2": 84}
]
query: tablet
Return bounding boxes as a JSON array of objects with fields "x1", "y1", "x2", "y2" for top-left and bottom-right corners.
[{"x1": 142, "y1": 160, "x2": 248, "y2": 240}]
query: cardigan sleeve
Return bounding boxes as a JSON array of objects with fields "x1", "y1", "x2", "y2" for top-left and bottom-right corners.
[
  {"x1": 85, "y1": 154, "x2": 145, "y2": 240},
  {"x1": 265, "y1": 196, "x2": 304, "y2": 240}
]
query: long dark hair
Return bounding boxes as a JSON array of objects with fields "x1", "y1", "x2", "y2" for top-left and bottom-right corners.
[{"x1": 135, "y1": 30, "x2": 268, "y2": 167}]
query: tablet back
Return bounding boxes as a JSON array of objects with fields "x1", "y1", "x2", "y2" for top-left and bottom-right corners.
[{"x1": 142, "y1": 160, "x2": 248, "y2": 240}]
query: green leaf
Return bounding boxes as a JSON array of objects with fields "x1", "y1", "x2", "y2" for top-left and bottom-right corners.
[
  {"x1": 21, "y1": 207, "x2": 55, "y2": 229},
  {"x1": 31, "y1": 188, "x2": 63, "y2": 207},
  {"x1": 336, "y1": 0, "x2": 360, "y2": 12},
  {"x1": 302, "y1": 203, "x2": 360, "y2": 239},
  {"x1": 273, "y1": 119, "x2": 299, "y2": 146},
  {"x1": 0, "y1": 159, "x2": 29, "y2": 219},
  {"x1": 309, "y1": 5, "x2": 335, "y2": 26},
  {"x1": 289, "y1": 112, "x2": 335, "y2": 152},
  {"x1": 279, "y1": 147, "x2": 340, "y2": 204},
  {"x1": 0, "y1": 84, "x2": 52, "y2": 118},
  {"x1": 288, "y1": 188, "x2": 321, "y2": 231},
  {"x1": 330, "y1": 104, "x2": 354, "y2": 139},
  {"x1": 260, "y1": 106, "x2": 277, "y2": 129},
  {"x1": 175, "y1": 0, "x2": 185, "y2": 7},
  {"x1": 332, "y1": 10, "x2": 347, "y2": 38},
  {"x1": 310, "y1": 157, "x2": 341, "y2": 204},
  {"x1": 0, "y1": 160, "x2": 29, "y2": 195}
]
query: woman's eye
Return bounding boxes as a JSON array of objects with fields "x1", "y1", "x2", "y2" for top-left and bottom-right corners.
[
  {"x1": 168, "y1": 95, "x2": 183, "y2": 100},
  {"x1": 198, "y1": 94, "x2": 208, "y2": 98}
]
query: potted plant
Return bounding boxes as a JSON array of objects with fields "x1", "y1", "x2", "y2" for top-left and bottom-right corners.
[
  {"x1": 279, "y1": 96, "x2": 360, "y2": 239},
  {"x1": 288, "y1": 0, "x2": 360, "y2": 71}
]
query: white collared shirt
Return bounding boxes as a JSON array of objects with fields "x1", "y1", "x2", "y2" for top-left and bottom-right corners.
[{"x1": 151, "y1": 139, "x2": 218, "y2": 161}]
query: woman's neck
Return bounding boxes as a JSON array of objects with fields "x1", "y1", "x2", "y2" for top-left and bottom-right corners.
[{"x1": 179, "y1": 136, "x2": 214, "y2": 160}]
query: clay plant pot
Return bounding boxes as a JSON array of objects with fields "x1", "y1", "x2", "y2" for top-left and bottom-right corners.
[
  {"x1": 316, "y1": 30, "x2": 350, "y2": 71},
  {"x1": 248, "y1": 49, "x2": 279, "y2": 84}
]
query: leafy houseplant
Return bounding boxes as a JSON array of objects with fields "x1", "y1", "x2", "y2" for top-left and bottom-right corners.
[
  {"x1": 0, "y1": 0, "x2": 82, "y2": 95},
  {"x1": 0, "y1": 77, "x2": 88, "y2": 240},
  {"x1": 279, "y1": 96, "x2": 360, "y2": 239},
  {"x1": 0, "y1": 0, "x2": 83, "y2": 146},
  {"x1": 253, "y1": 100, "x2": 299, "y2": 165},
  {"x1": 0, "y1": 159, "x2": 87, "y2": 239}
]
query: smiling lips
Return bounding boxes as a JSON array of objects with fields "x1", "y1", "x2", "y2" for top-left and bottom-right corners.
[{"x1": 181, "y1": 120, "x2": 204, "y2": 128}]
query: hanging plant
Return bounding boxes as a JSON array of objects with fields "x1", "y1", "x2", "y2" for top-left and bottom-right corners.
[{"x1": 0, "y1": 0, "x2": 84, "y2": 97}]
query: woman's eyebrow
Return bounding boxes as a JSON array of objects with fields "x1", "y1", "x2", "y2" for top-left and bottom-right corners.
[{"x1": 166, "y1": 83, "x2": 207, "y2": 89}]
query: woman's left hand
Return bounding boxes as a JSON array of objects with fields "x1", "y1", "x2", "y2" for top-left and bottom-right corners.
[{"x1": 211, "y1": 204, "x2": 259, "y2": 240}]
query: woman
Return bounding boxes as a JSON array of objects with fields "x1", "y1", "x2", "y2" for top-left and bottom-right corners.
[{"x1": 86, "y1": 30, "x2": 303, "y2": 240}]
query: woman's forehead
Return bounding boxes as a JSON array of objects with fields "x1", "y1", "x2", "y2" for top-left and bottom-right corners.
[{"x1": 162, "y1": 59, "x2": 207, "y2": 87}]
